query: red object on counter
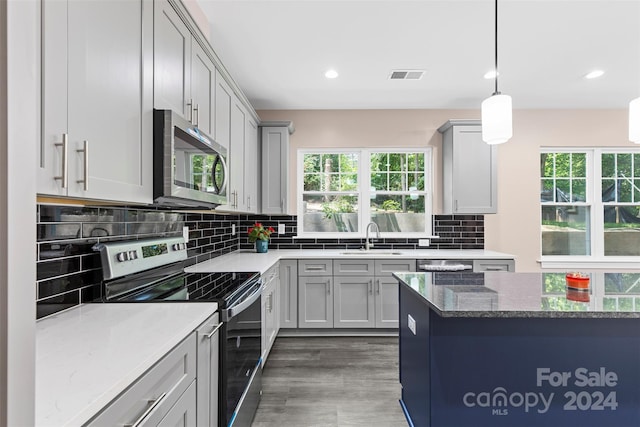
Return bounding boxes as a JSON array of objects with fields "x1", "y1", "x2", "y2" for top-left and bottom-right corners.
[
  {"x1": 566, "y1": 273, "x2": 590, "y2": 290},
  {"x1": 566, "y1": 288, "x2": 590, "y2": 303}
]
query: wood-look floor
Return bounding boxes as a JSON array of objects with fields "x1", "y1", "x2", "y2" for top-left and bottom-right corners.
[{"x1": 251, "y1": 336, "x2": 408, "y2": 427}]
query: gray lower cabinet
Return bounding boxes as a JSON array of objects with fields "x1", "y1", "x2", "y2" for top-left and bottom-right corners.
[
  {"x1": 158, "y1": 381, "x2": 196, "y2": 427},
  {"x1": 473, "y1": 258, "x2": 515, "y2": 272},
  {"x1": 333, "y1": 276, "x2": 376, "y2": 328},
  {"x1": 196, "y1": 313, "x2": 220, "y2": 427},
  {"x1": 40, "y1": 0, "x2": 153, "y2": 203},
  {"x1": 298, "y1": 276, "x2": 333, "y2": 328},
  {"x1": 86, "y1": 333, "x2": 196, "y2": 426},
  {"x1": 375, "y1": 276, "x2": 401, "y2": 328},
  {"x1": 279, "y1": 260, "x2": 298, "y2": 328},
  {"x1": 262, "y1": 264, "x2": 280, "y2": 366}
]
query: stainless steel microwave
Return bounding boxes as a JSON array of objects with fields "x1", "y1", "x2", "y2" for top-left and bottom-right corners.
[{"x1": 153, "y1": 109, "x2": 227, "y2": 208}]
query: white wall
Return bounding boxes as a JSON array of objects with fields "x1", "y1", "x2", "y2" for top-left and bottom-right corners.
[{"x1": 258, "y1": 109, "x2": 633, "y2": 271}]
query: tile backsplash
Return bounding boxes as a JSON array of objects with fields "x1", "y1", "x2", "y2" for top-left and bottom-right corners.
[{"x1": 36, "y1": 204, "x2": 484, "y2": 319}]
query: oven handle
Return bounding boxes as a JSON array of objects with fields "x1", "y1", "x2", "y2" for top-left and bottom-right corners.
[{"x1": 222, "y1": 279, "x2": 262, "y2": 322}]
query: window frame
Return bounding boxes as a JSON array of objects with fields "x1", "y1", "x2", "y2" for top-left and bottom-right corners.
[
  {"x1": 297, "y1": 147, "x2": 433, "y2": 239},
  {"x1": 541, "y1": 148, "x2": 640, "y2": 269}
]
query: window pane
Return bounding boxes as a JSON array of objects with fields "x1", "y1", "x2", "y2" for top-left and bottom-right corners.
[
  {"x1": 556, "y1": 179, "x2": 570, "y2": 199},
  {"x1": 388, "y1": 173, "x2": 404, "y2": 191},
  {"x1": 339, "y1": 153, "x2": 359, "y2": 173},
  {"x1": 619, "y1": 179, "x2": 632, "y2": 202},
  {"x1": 370, "y1": 195, "x2": 425, "y2": 233},
  {"x1": 541, "y1": 205, "x2": 590, "y2": 255},
  {"x1": 554, "y1": 153, "x2": 571, "y2": 177},
  {"x1": 541, "y1": 153, "x2": 555, "y2": 178},
  {"x1": 303, "y1": 154, "x2": 321, "y2": 173},
  {"x1": 604, "y1": 273, "x2": 640, "y2": 294},
  {"x1": 407, "y1": 173, "x2": 425, "y2": 191},
  {"x1": 635, "y1": 154, "x2": 640, "y2": 176},
  {"x1": 603, "y1": 206, "x2": 640, "y2": 256},
  {"x1": 388, "y1": 153, "x2": 405, "y2": 172},
  {"x1": 302, "y1": 194, "x2": 358, "y2": 233},
  {"x1": 635, "y1": 180, "x2": 640, "y2": 202},
  {"x1": 572, "y1": 153, "x2": 586, "y2": 177},
  {"x1": 571, "y1": 179, "x2": 586, "y2": 202},
  {"x1": 541, "y1": 179, "x2": 554, "y2": 202},
  {"x1": 602, "y1": 179, "x2": 616, "y2": 202},
  {"x1": 542, "y1": 273, "x2": 569, "y2": 293},
  {"x1": 370, "y1": 172, "x2": 387, "y2": 191},
  {"x1": 602, "y1": 154, "x2": 615, "y2": 177},
  {"x1": 303, "y1": 173, "x2": 321, "y2": 191},
  {"x1": 617, "y1": 153, "x2": 632, "y2": 177}
]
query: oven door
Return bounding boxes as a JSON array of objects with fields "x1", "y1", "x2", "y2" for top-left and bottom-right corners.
[{"x1": 221, "y1": 279, "x2": 262, "y2": 427}]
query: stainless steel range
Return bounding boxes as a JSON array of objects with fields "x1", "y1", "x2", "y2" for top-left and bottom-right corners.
[{"x1": 94, "y1": 237, "x2": 262, "y2": 427}]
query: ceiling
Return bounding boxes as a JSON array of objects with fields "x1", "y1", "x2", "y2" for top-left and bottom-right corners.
[{"x1": 195, "y1": 0, "x2": 640, "y2": 110}]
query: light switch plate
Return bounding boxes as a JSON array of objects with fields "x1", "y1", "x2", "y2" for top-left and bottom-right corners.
[
  {"x1": 182, "y1": 226, "x2": 189, "y2": 243},
  {"x1": 278, "y1": 223, "x2": 285, "y2": 234},
  {"x1": 232, "y1": 224, "x2": 236, "y2": 235},
  {"x1": 408, "y1": 314, "x2": 416, "y2": 335}
]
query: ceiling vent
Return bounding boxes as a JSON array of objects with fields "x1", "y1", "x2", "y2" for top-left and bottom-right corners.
[{"x1": 389, "y1": 70, "x2": 425, "y2": 80}]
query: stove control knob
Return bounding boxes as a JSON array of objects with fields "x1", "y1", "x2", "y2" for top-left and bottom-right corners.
[
  {"x1": 180, "y1": 243, "x2": 186, "y2": 250},
  {"x1": 116, "y1": 252, "x2": 128, "y2": 262},
  {"x1": 172, "y1": 243, "x2": 178, "y2": 251},
  {"x1": 128, "y1": 250, "x2": 138, "y2": 260}
]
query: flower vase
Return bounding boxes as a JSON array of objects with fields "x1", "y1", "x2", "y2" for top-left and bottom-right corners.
[{"x1": 255, "y1": 240, "x2": 268, "y2": 253}]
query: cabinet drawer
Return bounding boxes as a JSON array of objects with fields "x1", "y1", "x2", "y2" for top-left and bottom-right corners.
[
  {"x1": 298, "y1": 259, "x2": 333, "y2": 276},
  {"x1": 263, "y1": 262, "x2": 280, "y2": 283},
  {"x1": 333, "y1": 259, "x2": 374, "y2": 276},
  {"x1": 473, "y1": 259, "x2": 515, "y2": 272},
  {"x1": 86, "y1": 333, "x2": 196, "y2": 426},
  {"x1": 374, "y1": 259, "x2": 416, "y2": 276}
]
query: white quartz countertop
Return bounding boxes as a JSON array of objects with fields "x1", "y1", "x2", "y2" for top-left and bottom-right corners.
[
  {"x1": 184, "y1": 249, "x2": 515, "y2": 274},
  {"x1": 36, "y1": 302, "x2": 217, "y2": 427}
]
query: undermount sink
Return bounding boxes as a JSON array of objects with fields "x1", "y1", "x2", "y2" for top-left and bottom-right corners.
[{"x1": 340, "y1": 251, "x2": 404, "y2": 256}]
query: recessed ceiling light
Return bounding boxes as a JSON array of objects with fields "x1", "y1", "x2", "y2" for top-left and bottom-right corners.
[
  {"x1": 584, "y1": 70, "x2": 605, "y2": 79},
  {"x1": 483, "y1": 70, "x2": 499, "y2": 79},
  {"x1": 325, "y1": 69, "x2": 339, "y2": 79}
]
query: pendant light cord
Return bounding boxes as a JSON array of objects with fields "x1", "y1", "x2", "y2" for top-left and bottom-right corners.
[{"x1": 494, "y1": 0, "x2": 500, "y2": 95}]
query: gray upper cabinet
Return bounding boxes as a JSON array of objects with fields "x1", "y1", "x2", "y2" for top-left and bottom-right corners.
[
  {"x1": 260, "y1": 123, "x2": 293, "y2": 214},
  {"x1": 439, "y1": 120, "x2": 497, "y2": 214},
  {"x1": 245, "y1": 117, "x2": 259, "y2": 213},
  {"x1": 214, "y1": 70, "x2": 232, "y2": 149},
  {"x1": 154, "y1": 0, "x2": 215, "y2": 136},
  {"x1": 39, "y1": 0, "x2": 153, "y2": 203}
]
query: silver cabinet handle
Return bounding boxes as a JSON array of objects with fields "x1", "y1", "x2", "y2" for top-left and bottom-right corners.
[
  {"x1": 247, "y1": 195, "x2": 251, "y2": 210},
  {"x1": 484, "y1": 267, "x2": 505, "y2": 271},
  {"x1": 281, "y1": 198, "x2": 285, "y2": 212},
  {"x1": 455, "y1": 199, "x2": 459, "y2": 212},
  {"x1": 306, "y1": 266, "x2": 324, "y2": 271},
  {"x1": 327, "y1": 280, "x2": 331, "y2": 294},
  {"x1": 194, "y1": 103, "x2": 199, "y2": 127},
  {"x1": 76, "y1": 140, "x2": 88, "y2": 191},
  {"x1": 376, "y1": 279, "x2": 380, "y2": 294},
  {"x1": 54, "y1": 133, "x2": 68, "y2": 188},
  {"x1": 123, "y1": 392, "x2": 168, "y2": 427},
  {"x1": 187, "y1": 99, "x2": 193, "y2": 123},
  {"x1": 369, "y1": 279, "x2": 373, "y2": 294},
  {"x1": 204, "y1": 322, "x2": 223, "y2": 339}
]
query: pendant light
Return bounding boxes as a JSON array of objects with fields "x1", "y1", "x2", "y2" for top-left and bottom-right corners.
[
  {"x1": 481, "y1": 0, "x2": 512, "y2": 145},
  {"x1": 630, "y1": 97, "x2": 640, "y2": 143}
]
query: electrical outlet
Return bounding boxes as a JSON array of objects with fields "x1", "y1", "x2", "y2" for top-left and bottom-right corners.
[
  {"x1": 182, "y1": 226, "x2": 189, "y2": 243},
  {"x1": 408, "y1": 314, "x2": 416, "y2": 335},
  {"x1": 232, "y1": 224, "x2": 236, "y2": 236},
  {"x1": 278, "y1": 223, "x2": 285, "y2": 234},
  {"x1": 418, "y1": 239, "x2": 430, "y2": 247}
]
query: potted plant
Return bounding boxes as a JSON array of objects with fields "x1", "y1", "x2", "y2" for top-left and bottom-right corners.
[{"x1": 247, "y1": 222, "x2": 275, "y2": 253}]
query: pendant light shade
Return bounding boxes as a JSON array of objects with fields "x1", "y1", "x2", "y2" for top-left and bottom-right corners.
[
  {"x1": 630, "y1": 97, "x2": 640, "y2": 143},
  {"x1": 481, "y1": 0, "x2": 512, "y2": 144},
  {"x1": 482, "y1": 93, "x2": 512, "y2": 144}
]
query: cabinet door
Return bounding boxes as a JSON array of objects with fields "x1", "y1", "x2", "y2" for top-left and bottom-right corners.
[
  {"x1": 214, "y1": 70, "x2": 232, "y2": 148},
  {"x1": 156, "y1": 381, "x2": 197, "y2": 427},
  {"x1": 334, "y1": 276, "x2": 375, "y2": 328},
  {"x1": 67, "y1": 0, "x2": 152, "y2": 202},
  {"x1": 244, "y1": 117, "x2": 259, "y2": 213},
  {"x1": 196, "y1": 313, "x2": 219, "y2": 427},
  {"x1": 154, "y1": 0, "x2": 191, "y2": 119},
  {"x1": 451, "y1": 125, "x2": 497, "y2": 213},
  {"x1": 298, "y1": 276, "x2": 333, "y2": 328},
  {"x1": 39, "y1": 0, "x2": 68, "y2": 196},
  {"x1": 279, "y1": 260, "x2": 298, "y2": 328},
  {"x1": 261, "y1": 126, "x2": 289, "y2": 214},
  {"x1": 190, "y1": 40, "x2": 215, "y2": 136},
  {"x1": 375, "y1": 277, "x2": 400, "y2": 328},
  {"x1": 473, "y1": 259, "x2": 515, "y2": 272},
  {"x1": 228, "y1": 98, "x2": 246, "y2": 211}
]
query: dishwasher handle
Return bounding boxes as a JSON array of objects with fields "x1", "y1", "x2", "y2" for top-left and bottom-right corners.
[{"x1": 222, "y1": 279, "x2": 262, "y2": 321}]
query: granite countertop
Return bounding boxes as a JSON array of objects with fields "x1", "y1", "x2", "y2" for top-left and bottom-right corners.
[
  {"x1": 36, "y1": 302, "x2": 218, "y2": 426},
  {"x1": 394, "y1": 271, "x2": 640, "y2": 319},
  {"x1": 185, "y1": 248, "x2": 515, "y2": 274}
]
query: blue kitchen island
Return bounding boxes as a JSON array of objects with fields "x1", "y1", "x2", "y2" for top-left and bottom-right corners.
[{"x1": 394, "y1": 271, "x2": 640, "y2": 427}]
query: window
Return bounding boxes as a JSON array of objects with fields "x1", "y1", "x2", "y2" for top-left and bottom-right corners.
[
  {"x1": 298, "y1": 149, "x2": 432, "y2": 237},
  {"x1": 540, "y1": 149, "x2": 640, "y2": 264}
]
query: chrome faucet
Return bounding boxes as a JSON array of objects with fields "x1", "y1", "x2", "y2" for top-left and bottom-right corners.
[{"x1": 365, "y1": 222, "x2": 380, "y2": 251}]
